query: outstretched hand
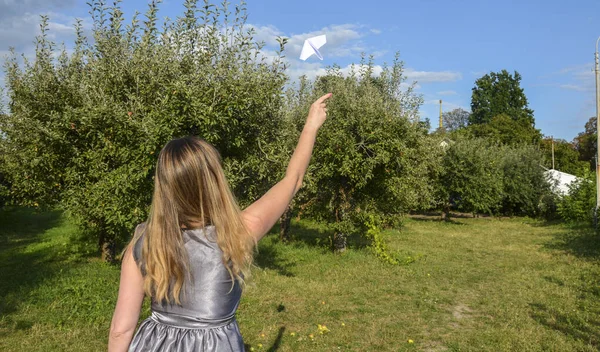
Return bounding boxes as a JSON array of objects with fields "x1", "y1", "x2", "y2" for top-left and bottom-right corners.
[
  {"x1": 305, "y1": 93, "x2": 332, "y2": 131},
  {"x1": 241, "y1": 94, "x2": 331, "y2": 241}
]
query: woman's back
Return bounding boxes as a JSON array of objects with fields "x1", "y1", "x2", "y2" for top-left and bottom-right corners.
[
  {"x1": 129, "y1": 226, "x2": 244, "y2": 351},
  {"x1": 108, "y1": 95, "x2": 331, "y2": 351}
]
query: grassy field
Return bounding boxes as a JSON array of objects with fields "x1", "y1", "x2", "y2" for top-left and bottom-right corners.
[{"x1": 0, "y1": 208, "x2": 599, "y2": 351}]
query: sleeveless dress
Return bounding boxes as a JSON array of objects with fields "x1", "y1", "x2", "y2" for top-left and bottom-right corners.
[{"x1": 129, "y1": 226, "x2": 245, "y2": 352}]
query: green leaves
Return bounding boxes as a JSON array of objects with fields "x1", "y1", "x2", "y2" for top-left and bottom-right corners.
[
  {"x1": 1, "y1": 0, "x2": 286, "y2": 257},
  {"x1": 285, "y1": 55, "x2": 439, "y2": 252},
  {"x1": 440, "y1": 137, "x2": 550, "y2": 217},
  {"x1": 557, "y1": 169, "x2": 597, "y2": 224},
  {"x1": 470, "y1": 70, "x2": 535, "y2": 128}
]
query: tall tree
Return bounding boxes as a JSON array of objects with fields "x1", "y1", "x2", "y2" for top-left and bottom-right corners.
[
  {"x1": 442, "y1": 108, "x2": 470, "y2": 131},
  {"x1": 470, "y1": 70, "x2": 535, "y2": 126},
  {"x1": 287, "y1": 55, "x2": 441, "y2": 253},
  {"x1": 441, "y1": 138, "x2": 504, "y2": 218},
  {"x1": 574, "y1": 116, "x2": 597, "y2": 166}
]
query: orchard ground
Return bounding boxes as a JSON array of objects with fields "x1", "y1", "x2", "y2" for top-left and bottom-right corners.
[{"x1": 0, "y1": 208, "x2": 599, "y2": 351}]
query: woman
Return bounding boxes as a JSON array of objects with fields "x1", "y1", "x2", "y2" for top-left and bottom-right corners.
[{"x1": 108, "y1": 93, "x2": 331, "y2": 351}]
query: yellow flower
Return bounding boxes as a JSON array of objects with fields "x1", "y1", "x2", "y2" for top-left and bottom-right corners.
[
  {"x1": 317, "y1": 324, "x2": 330, "y2": 334},
  {"x1": 250, "y1": 348, "x2": 255, "y2": 351},
  {"x1": 308, "y1": 334, "x2": 314, "y2": 339},
  {"x1": 290, "y1": 332, "x2": 296, "y2": 337},
  {"x1": 341, "y1": 322, "x2": 345, "y2": 327},
  {"x1": 321, "y1": 301, "x2": 326, "y2": 305},
  {"x1": 257, "y1": 343, "x2": 263, "y2": 349},
  {"x1": 260, "y1": 333, "x2": 265, "y2": 338},
  {"x1": 407, "y1": 339, "x2": 414, "y2": 344}
]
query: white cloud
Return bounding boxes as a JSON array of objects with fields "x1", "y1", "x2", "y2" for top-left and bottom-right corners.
[
  {"x1": 286, "y1": 62, "x2": 387, "y2": 82},
  {"x1": 559, "y1": 84, "x2": 589, "y2": 92},
  {"x1": 0, "y1": 0, "x2": 76, "y2": 20},
  {"x1": 283, "y1": 61, "x2": 456, "y2": 90},
  {"x1": 470, "y1": 70, "x2": 488, "y2": 77},
  {"x1": 285, "y1": 62, "x2": 427, "y2": 92},
  {"x1": 404, "y1": 69, "x2": 462, "y2": 83},
  {"x1": 550, "y1": 64, "x2": 595, "y2": 92},
  {"x1": 370, "y1": 49, "x2": 388, "y2": 58},
  {"x1": 0, "y1": 2, "x2": 88, "y2": 108},
  {"x1": 246, "y1": 24, "x2": 282, "y2": 47},
  {"x1": 286, "y1": 24, "x2": 364, "y2": 59},
  {"x1": 286, "y1": 61, "x2": 328, "y2": 81},
  {"x1": 47, "y1": 19, "x2": 76, "y2": 38},
  {"x1": 0, "y1": 11, "x2": 88, "y2": 54},
  {"x1": 557, "y1": 64, "x2": 591, "y2": 75},
  {"x1": 249, "y1": 23, "x2": 377, "y2": 61},
  {"x1": 424, "y1": 100, "x2": 467, "y2": 112},
  {"x1": 245, "y1": 23, "x2": 460, "y2": 87}
]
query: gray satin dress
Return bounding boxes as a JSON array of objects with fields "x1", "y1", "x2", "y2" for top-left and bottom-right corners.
[{"x1": 129, "y1": 226, "x2": 245, "y2": 351}]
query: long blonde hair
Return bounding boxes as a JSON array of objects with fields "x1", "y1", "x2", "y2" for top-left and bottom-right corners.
[{"x1": 128, "y1": 137, "x2": 255, "y2": 305}]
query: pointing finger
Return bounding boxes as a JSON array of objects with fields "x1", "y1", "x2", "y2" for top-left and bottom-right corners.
[{"x1": 316, "y1": 92, "x2": 332, "y2": 104}]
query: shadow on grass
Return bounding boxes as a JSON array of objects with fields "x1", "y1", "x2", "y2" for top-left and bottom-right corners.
[
  {"x1": 267, "y1": 326, "x2": 285, "y2": 352},
  {"x1": 411, "y1": 210, "x2": 477, "y2": 219},
  {"x1": 527, "y1": 218, "x2": 565, "y2": 228},
  {"x1": 529, "y1": 302, "x2": 600, "y2": 348},
  {"x1": 408, "y1": 217, "x2": 468, "y2": 226},
  {"x1": 0, "y1": 207, "x2": 62, "y2": 250},
  {"x1": 244, "y1": 326, "x2": 285, "y2": 352},
  {"x1": 254, "y1": 240, "x2": 296, "y2": 277},
  {"x1": 0, "y1": 207, "x2": 65, "y2": 324},
  {"x1": 255, "y1": 220, "x2": 369, "y2": 276},
  {"x1": 286, "y1": 220, "x2": 370, "y2": 250},
  {"x1": 542, "y1": 224, "x2": 600, "y2": 260}
]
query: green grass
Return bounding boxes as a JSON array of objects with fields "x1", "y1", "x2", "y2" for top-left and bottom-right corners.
[{"x1": 1, "y1": 209, "x2": 599, "y2": 351}]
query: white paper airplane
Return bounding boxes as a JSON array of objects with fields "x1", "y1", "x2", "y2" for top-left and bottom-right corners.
[{"x1": 299, "y1": 35, "x2": 326, "y2": 61}]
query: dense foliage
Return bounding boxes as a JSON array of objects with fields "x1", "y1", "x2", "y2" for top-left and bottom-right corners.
[
  {"x1": 1, "y1": 0, "x2": 287, "y2": 260},
  {"x1": 574, "y1": 116, "x2": 597, "y2": 169},
  {"x1": 440, "y1": 137, "x2": 550, "y2": 218},
  {"x1": 470, "y1": 70, "x2": 534, "y2": 126},
  {"x1": 285, "y1": 57, "x2": 442, "y2": 252},
  {"x1": 557, "y1": 170, "x2": 596, "y2": 224}
]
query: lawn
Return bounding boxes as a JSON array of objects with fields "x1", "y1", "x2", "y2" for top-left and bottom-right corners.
[{"x1": 0, "y1": 208, "x2": 599, "y2": 351}]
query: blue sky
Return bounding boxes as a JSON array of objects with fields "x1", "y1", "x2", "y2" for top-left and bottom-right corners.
[{"x1": 1, "y1": 0, "x2": 599, "y2": 141}]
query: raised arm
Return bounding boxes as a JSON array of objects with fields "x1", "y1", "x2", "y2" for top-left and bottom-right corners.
[{"x1": 242, "y1": 93, "x2": 331, "y2": 241}]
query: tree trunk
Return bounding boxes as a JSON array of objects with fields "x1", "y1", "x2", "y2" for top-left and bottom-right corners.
[
  {"x1": 333, "y1": 186, "x2": 350, "y2": 253},
  {"x1": 99, "y1": 233, "x2": 115, "y2": 263},
  {"x1": 333, "y1": 232, "x2": 347, "y2": 252},
  {"x1": 442, "y1": 202, "x2": 451, "y2": 221},
  {"x1": 279, "y1": 205, "x2": 293, "y2": 242}
]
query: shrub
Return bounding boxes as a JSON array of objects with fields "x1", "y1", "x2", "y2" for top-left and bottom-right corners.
[{"x1": 557, "y1": 170, "x2": 596, "y2": 224}]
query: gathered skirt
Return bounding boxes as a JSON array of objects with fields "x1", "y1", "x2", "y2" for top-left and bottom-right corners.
[{"x1": 128, "y1": 311, "x2": 244, "y2": 352}]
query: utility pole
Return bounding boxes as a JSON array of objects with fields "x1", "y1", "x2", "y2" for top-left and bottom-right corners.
[
  {"x1": 439, "y1": 100, "x2": 443, "y2": 130},
  {"x1": 595, "y1": 37, "x2": 600, "y2": 226},
  {"x1": 551, "y1": 136, "x2": 555, "y2": 170}
]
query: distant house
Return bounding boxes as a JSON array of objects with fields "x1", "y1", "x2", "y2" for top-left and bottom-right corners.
[{"x1": 544, "y1": 169, "x2": 581, "y2": 196}]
